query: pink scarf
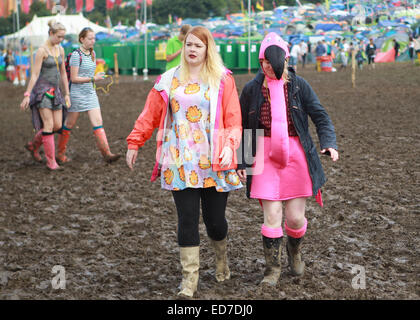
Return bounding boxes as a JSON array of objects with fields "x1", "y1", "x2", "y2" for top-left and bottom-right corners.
[{"x1": 259, "y1": 33, "x2": 290, "y2": 168}]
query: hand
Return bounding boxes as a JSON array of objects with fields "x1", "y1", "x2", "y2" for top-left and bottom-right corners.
[
  {"x1": 236, "y1": 169, "x2": 247, "y2": 183},
  {"x1": 219, "y1": 146, "x2": 233, "y2": 168},
  {"x1": 126, "y1": 149, "x2": 138, "y2": 170},
  {"x1": 20, "y1": 96, "x2": 30, "y2": 111},
  {"x1": 321, "y1": 148, "x2": 339, "y2": 162},
  {"x1": 94, "y1": 72, "x2": 105, "y2": 82},
  {"x1": 64, "y1": 95, "x2": 71, "y2": 109}
]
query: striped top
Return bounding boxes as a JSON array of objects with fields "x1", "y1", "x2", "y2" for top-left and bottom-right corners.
[{"x1": 68, "y1": 49, "x2": 100, "y2": 112}]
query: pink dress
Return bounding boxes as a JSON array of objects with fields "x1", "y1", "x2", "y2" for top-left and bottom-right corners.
[{"x1": 250, "y1": 135, "x2": 313, "y2": 201}]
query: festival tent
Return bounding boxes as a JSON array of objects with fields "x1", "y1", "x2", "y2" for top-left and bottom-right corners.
[
  {"x1": 4, "y1": 13, "x2": 111, "y2": 48},
  {"x1": 374, "y1": 48, "x2": 396, "y2": 63}
]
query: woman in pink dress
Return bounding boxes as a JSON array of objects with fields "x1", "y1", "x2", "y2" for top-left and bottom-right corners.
[{"x1": 237, "y1": 33, "x2": 339, "y2": 285}]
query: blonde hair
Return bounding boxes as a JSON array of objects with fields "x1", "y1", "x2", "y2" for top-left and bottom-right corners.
[
  {"x1": 180, "y1": 26, "x2": 225, "y2": 88},
  {"x1": 48, "y1": 19, "x2": 66, "y2": 35},
  {"x1": 283, "y1": 59, "x2": 289, "y2": 83}
]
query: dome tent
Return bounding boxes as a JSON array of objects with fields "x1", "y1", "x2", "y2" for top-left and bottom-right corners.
[{"x1": 4, "y1": 13, "x2": 111, "y2": 48}]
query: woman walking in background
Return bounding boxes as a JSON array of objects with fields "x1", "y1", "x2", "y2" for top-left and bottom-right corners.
[
  {"x1": 56, "y1": 27, "x2": 120, "y2": 164},
  {"x1": 237, "y1": 33, "x2": 338, "y2": 286},
  {"x1": 20, "y1": 20, "x2": 70, "y2": 170},
  {"x1": 126, "y1": 26, "x2": 242, "y2": 298}
]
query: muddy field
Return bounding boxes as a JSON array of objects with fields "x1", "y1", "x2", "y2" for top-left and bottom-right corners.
[{"x1": 0, "y1": 62, "x2": 418, "y2": 300}]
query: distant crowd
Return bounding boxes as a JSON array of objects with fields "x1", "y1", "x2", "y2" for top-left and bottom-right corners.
[{"x1": 285, "y1": 35, "x2": 420, "y2": 72}]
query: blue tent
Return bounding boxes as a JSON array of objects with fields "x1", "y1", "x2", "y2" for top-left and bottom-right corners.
[{"x1": 315, "y1": 23, "x2": 343, "y2": 32}]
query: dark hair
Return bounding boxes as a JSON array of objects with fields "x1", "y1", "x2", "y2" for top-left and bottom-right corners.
[
  {"x1": 264, "y1": 45, "x2": 286, "y2": 80},
  {"x1": 79, "y1": 27, "x2": 95, "y2": 61}
]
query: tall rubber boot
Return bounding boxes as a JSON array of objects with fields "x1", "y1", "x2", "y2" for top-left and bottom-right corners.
[
  {"x1": 57, "y1": 127, "x2": 71, "y2": 164},
  {"x1": 42, "y1": 133, "x2": 60, "y2": 170},
  {"x1": 178, "y1": 246, "x2": 200, "y2": 298},
  {"x1": 261, "y1": 235, "x2": 283, "y2": 286},
  {"x1": 286, "y1": 236, "x2": 305, "y2": 276},
  {"x1": 285, "y1": 219, "x2": 307, "y2": 276},
  {"x1": 93, "y1": 127, "x2": 121, "y2": 163},
  {"x1": 210, "y1": 237, "x2": 230, "y2": 282},
  {"x1": 25, "y1": 129, "x2": 43, "y2": 162}
]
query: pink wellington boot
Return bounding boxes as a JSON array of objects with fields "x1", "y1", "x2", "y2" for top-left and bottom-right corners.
[{"x1": 42, "y1": 133, "x2": 60, "y2": 170}]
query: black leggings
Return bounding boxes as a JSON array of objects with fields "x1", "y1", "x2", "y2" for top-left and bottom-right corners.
[{"x1": 172, "y1": 187, "x2": 229, "y2": 247}]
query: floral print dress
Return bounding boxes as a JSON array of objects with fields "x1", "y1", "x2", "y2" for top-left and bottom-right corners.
[{"x1": 160, "y1": 71, "x2": 242, "y2": 192}]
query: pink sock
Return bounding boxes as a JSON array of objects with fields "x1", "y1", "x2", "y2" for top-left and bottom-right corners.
[
  {"x1": 285, "y1": 218, "x2": 307, "y2": 239},
  {"x1": 261, "y1": 224, "x2": 283, "y2": 238}
]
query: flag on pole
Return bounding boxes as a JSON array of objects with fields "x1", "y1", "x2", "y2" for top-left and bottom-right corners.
[
  {"x1": 256, "y1": 1, "x2": 264, "y2": 11},
  {"x1": 240, "y1": 0, "x2": 245, "y2": 14},
  {"x1": 0, "y1": 0, "x2": 6, "y2": 18},
  {"x1": 106, "y1": 0, "x2": 115, "y2": 10},
  {"x1": 46, "y1": 0, "x2": 53, "y2": 10},
  {"x1": 22, "y1": 0, "x2": 32, "y2": 14},
  {"x1": 6, "y1": 0, "x2": 16, "y2": 15},
  {"x1": 272, "y1": 1, "x2": 276, "y2": 9},
  {"x1": 75, "y1": 0, "x2": 83, "y2": 12},
  {"x1": 85, "y1": 0, "x2": 94, "y2": 12}
]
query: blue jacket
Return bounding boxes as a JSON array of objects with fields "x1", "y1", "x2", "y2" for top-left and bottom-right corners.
[
  {"x1": 238, "y1": 68, "x2": 338, "y2": 198},
  {"x1": 315, "y1": 44, "x2": 326, "y2": 57}
]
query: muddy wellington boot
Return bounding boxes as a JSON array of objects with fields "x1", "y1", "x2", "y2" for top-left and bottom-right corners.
[
  {"x1": 178, "y1": 246, "x2": 200, "y2": 298},
  {"x1": 42, "y1": 133, "x2": 60, "y2": 170},
  {"x1": 210, "y1": 237, "x2": 231, "y2": 282},
  {"x1": 93, "y1": 127, "x2": 121, "y2": 163},
  {"x1": 261, "y1": 236, "x2": 283, "y2": 286},
  {"x1": 56, "y1": 127, "x2": 71, "y2": 164},
  {"x1": 286, "y1": 236, "x2": 305, "y2": 276},
  {"x1": 25, "y1": 129, "x2": 43, "y2": 162}
]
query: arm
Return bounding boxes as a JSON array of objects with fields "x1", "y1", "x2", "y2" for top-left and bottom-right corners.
[
  {"x1": 20, "y1": 48, "x2": 45, "y2": 110},
  {"x1": 222, "y1": 74, "x2": 242, "y2": 153},
  {"x1": 70, "y1": 52, "x2": 104, "y2": 84},
  {"x1": 218, "y1": 74, "x2": 242, "y2": 168},
  {"x1": 59, "y1": 47, "x2": 69, "y2": 95},
  {"x1": 126, "y1": 88, "x2": 165, "y2": 150},
  {"x1": 165, "y1": 39, "x2": 181, "y2": 62},
  {"x1": 237, "y1": 82, "x2": 250, "y2": 171},
  {"x1": 59, "y1": 47, "x2": 70, "y2": 108},
  {"x1": 166, "y1": 49, "x2": 182, "y2": 62},
  {"x1": 24, "y1": 48, "x2": 45, "y2": 95},
  {"x1": 299, "y1": 77, "x2": 337, "y2": 151}
]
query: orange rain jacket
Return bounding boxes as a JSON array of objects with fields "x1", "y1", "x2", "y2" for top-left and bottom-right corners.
[{"x1": 126, "y1": 66, "x2": 242, "y2": 182}]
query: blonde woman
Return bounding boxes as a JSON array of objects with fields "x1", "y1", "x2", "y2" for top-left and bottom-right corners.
[
  {"x1": 20, "y1": 20, "x2": 70, "y2": 170},
  {"x1": 126, "y1": 26, "x2": 242, "y2": 298}
]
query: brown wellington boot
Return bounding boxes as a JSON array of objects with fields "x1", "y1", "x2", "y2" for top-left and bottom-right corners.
[
  {"x1": 93, "y1": 128, "x2": 121, "y2": 163},
  {"x1": 210, "y1": 237, "x2": 231, "y2": 282},
  {"x1": 178, "y1": 246, "x2": 200, "y2": 298},
  {"x1": 57, "y1": 129, "x2": 71, "y2": 164},
  {"x1": 260, "y1": 236, "x2": 283, "y2": 286},
  {"x1": 286, "y1": 236, "x2": 305, "y2": 276},
  {"x1": 25, "y1": 129, "x2": 43, "y2": 162}
]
